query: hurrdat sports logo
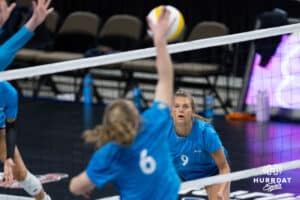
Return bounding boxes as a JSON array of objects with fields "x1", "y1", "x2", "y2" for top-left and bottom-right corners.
[{"x1": 253, "y1": 165, "x2": 292, "y2": 192}]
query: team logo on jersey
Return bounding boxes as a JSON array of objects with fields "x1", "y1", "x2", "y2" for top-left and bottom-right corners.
[{"x1": 193, "y1": 149, "x2": 202, "y2": 153}]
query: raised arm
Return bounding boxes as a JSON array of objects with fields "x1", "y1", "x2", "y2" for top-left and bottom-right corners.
[
  {"x1": 0, "y1": 0, "x2": 53, "y2": 71},
  {"x1": 148, "y1": 7, "x2": 174, "y2": 106}
]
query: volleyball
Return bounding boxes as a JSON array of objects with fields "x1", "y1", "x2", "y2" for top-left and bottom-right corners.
[{"x1": 147, "y1": 5, "x2": 185, "y2": 42}]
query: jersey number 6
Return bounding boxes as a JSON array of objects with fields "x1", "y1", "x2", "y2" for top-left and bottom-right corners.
[{"x1": 139, "y1": 149, "x2": 156, "y2": 175}]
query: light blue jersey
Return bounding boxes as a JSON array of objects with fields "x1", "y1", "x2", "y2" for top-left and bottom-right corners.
[
  {"x1": 0, "y1": 82, "x2": 18, "y2": 128},
  {"x1": 168, "y1": 120, "x2": 228, "y2": 181},
  {"x1": 0, "y1": 26, "x2": 33, "y2": 128},
  {"x1": 86, "y1": 101, "x2": 180, "y2": 200},
  {"x1": 0, "y1": 26, "x2": 33, "y2": 71}
]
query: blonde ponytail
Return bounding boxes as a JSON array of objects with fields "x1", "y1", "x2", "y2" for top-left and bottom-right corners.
[
  {"x1": 193, "y1": 114, "x2": 211, "y2": 123},
  {"x1": 83, "y1": 100, "x2": 139, "y2": 148},
  {"x1": 83, "y1": 125, "x2": 112, "y2": 148}
]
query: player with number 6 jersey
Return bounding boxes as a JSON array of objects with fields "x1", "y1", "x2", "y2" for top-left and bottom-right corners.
[{"x1": 69, "y1": 7, "x2": 180, "y2": 199}]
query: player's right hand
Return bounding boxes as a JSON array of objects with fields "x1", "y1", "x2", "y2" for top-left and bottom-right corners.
[{"x1": 3, "y1": 158, "x2": 15, "y2": 185}]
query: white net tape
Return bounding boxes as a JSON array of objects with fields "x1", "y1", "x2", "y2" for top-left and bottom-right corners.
[
  {"x1": 180, "y1": 159, "x2": 300, "y2": 192},
  {"x1": 1, "y1": 23, "x2": 300, "y2": 81}
]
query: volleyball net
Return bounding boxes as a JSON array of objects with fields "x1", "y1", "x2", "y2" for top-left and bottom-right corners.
[
  {"x1": 1, "y1": 14, "x2": 300, "y2": 199},
  {"x1": 1, "y1": 22, "x2": 300, "y2": 114}
]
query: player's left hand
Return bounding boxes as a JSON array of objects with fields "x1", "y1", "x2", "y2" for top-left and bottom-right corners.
[
  {"x1": 32, "y1": 0, "x2": 53, "y2": 25},
  {"x1": 26, "y1": 0, "x2": 54, "y2": 31}
]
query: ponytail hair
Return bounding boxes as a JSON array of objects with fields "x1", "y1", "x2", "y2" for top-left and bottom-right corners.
[
  {"x1": 193, "y1": 114, "x2": 211, "y2": 123},
  {"x1": 83, "y1": 125, "x2": 111, "y2": 148},
  {"x1": 83, "y1": 100, "x2": 139, "y2": 148}
]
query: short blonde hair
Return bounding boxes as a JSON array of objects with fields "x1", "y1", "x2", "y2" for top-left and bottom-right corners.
[{"x1": 84, "y1": 100, "x2": 139, "y2": 148}]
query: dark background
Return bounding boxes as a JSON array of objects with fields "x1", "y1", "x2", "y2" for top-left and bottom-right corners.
[
  {"x1": 52, "y1": 0, "x2": 300, "y2": 34},
  {"x1": 48, "y1": 0, "x2": 300, "y2": 78}
]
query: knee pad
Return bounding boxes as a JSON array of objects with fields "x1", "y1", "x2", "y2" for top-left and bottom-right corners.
[{"x1": 18, "y1": 171, "x2": 42, "y2": 196}]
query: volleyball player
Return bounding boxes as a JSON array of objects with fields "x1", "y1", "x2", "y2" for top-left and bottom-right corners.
[
  {"x1": 0, "y1": 0, "x2": 53, "y2": 199},
  {"x1": 69, "y1": 7, "x2": 181, "y2": 199},
  {"x1": 169, "y1": 89, "x2": 230, "y2": 200}
]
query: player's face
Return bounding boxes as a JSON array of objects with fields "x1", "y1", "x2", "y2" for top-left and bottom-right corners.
[{"x1": 172, "y1": 96, "x2": 193, "y2": 124}]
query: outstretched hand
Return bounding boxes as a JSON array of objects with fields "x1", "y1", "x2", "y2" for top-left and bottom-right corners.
[
  {"x1": 147, "y1": 6, "x2": 171, "y2": 45},
  {"x1": 3, "y1": 158, "x2": 15, "y2": 186},
  {"x1": 0, "y1": 0, "x2": 16, "y2": 28},
  {"x1": 26, "y1": 0, "x2": 54, "y2": 32}
]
